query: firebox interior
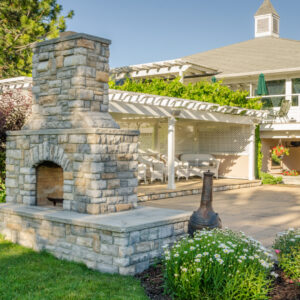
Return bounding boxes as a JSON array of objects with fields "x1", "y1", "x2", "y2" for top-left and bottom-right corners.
[{"x1": 36, "y1": 161, "x2": 63, "y2": 207}]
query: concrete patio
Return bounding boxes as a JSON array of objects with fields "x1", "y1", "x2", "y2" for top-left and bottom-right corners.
[{"x1": 142, "y1": 185, "x2": 300, "y2": 247}]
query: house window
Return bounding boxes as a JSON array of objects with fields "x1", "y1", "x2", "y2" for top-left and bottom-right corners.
[
  {"x1": 261, "y1": 80, "x2": 285, "y2": 108},
  {"x1": 292, "y1": 78, "x2": 300, "y2": 106}
]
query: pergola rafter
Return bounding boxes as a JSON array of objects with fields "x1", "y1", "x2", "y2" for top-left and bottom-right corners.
[{"x1": 110, "y1": 59, "x2": 218, "y2": 80}]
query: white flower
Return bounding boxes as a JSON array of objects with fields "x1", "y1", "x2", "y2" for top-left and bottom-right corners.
[
  {"x1": 254, "y1": 254, "x2": 259, "y2": 259},
  {"x1": 217, "y1": 258, "x2": 224, "y2": 264},
  {"x1": 196, "y1": 268, "x2": 201, "y2": 272},
  {"x1": 203, "y1": 252, "x2": 209, "y2": 256},
  {"x1": 188, "y1": 239, "x2": 194, "y2": 243},
  {"x1": 196, "y1": 253, "x2": 202, "y2": 258},
  {"x1": 223, "y1": 249, "x2": 230, "y2": 254},
  {"x1": 182, "y1": 268, "x2": 187, "y2": 272},
  {"x1": 174, "y1": 274, "x2": 179, "y2": 277},
  {"x1": 238, "y1": 259, "x2": 242, "y2": 263},
  {"x1": 190, "y1": 246, "x2": 196, "y2": 250},
  {"x1": 184, "y1": 251, "x2": 187, "y2": 254},
  {"x1": 165, "y1": 257, "x2": 170, "y2": 260},
  {"x1": 239, "y1": 255, "x2": 246, "y2": 260},
  {"x1": 214, "y1": 254, "x2": 221, "y2": 259},
  {"x1": 270, "y1": 271, "x2": 279, "y2": 278},
  {"x1": 174, "y1": 253, "x2": 179, "y2": 257},
  {"x1": 249, "y1": 256, "x2": 254, "y2": 260},
  {"x1": 243, "y1": 249, "x2": 248, "y2": 252},
  {"x1": 290, "y1": 238, "x2": 296, "y2": 242},
  {"x1": 209, "y1": 258, "x2": 213, "y2": 262},
  {"x1": 288, "y1": 228, "x2": 295, "y2": 231},
  {"x1": 195, "y1": 258, "x2": 200, "y2": 263}
]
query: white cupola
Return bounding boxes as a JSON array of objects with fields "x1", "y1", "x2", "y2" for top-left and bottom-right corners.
[{"x1": 254, "y1": 0, "x2": 280, "y2": 38}]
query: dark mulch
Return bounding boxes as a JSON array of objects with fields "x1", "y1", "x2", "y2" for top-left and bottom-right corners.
[
  {"x1": 136, "y1": 263, "x2": 300, "y2": 300},
  {"x1": 136, "y1": 263, "x2": 171, "y2": 300},
  {"x1": 269, "y1": 265, "x2": 300, "y2": 300}
]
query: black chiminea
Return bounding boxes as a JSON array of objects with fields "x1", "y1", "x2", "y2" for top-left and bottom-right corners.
[{"x1": 188, "y1": 171, "x2": 222, "y2": 236}]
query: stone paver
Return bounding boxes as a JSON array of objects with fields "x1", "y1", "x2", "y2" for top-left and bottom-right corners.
[{"x1": 142, "y1": 185, "x2": 300, "y2": 247}]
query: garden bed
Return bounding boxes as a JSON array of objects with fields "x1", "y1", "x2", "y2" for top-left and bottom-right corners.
[{"x1": 137, "y1": 263, "x2": 300, "y2": 300}]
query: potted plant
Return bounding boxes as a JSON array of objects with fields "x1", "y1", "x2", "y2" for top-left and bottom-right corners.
[{"x1": 271, "y1": 145, "x2": 289, "y2": 165}]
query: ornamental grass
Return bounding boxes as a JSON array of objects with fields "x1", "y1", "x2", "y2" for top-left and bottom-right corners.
[{"x1": 163, "y1": 229, "x2": 274, "y2": 300}]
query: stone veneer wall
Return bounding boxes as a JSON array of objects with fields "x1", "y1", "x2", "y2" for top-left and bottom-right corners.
[
  {"x1": 0, "y1": 205, "x2": 189, "y2": 275},
  {"x1": 6, "y1": 129, "x2": 138, "y2": 214}
]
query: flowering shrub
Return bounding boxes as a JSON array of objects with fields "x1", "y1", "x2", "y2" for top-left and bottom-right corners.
[
  {"x1": 282, "y1": 169, "x2": 299, "y2": 176},
  {"x1": 273, "y1": 228, "x2": 300, "y2": 284},
  {"x1": 163, "y1": 229, "x2": 274, "y2": 300},
  {"x1": 0, "y1": 89, "x2": 31, "y2": 148}
]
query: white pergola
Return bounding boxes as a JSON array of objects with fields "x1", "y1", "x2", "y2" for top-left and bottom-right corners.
[
  {"x1": 109, "y1": 89, "x2": 269, "y2": 188},
  {"x1": 0, "y1": 77, "x2": 32, "y2": 92},
  {"x1": 110, "y1": 59, "x2": 218, "y2": 82}
]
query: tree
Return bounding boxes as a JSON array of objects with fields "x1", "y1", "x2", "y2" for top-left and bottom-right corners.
[{"x1": 0, "y1": 0, "x2": 74, "y2": 78}]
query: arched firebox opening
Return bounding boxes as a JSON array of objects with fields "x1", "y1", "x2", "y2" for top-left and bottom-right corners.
[{"x1": 36, "y1": 161, "x2": 63, "y2": 207}]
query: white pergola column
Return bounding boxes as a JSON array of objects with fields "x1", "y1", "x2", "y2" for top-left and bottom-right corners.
[
  {"x1": 168, "y1": 117, "x2": 176, "y2": 189},
  {"x1": 248, "y1": 125, "x2": 256, "y2": 180},
  {"x1": 286, "y1": 79, "x2": 292, "y2": 101},
  {"x1": 179, "y1": 70, "x2": 184, "y2": 84}
]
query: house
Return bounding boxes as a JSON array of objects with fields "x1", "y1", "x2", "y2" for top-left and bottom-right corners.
[
  {"x1": 112, "y1": 0, "x2": 300, "y2": 176},
  {"x1": 1, "y1": 0, "x2": 296, "y2": 188}
]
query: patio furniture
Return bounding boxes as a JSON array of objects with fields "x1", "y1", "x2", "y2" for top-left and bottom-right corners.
[
  {"x1": 160, "y1": 154, "x2": 190, "y2": 181},
  {"x1": 180, "y1": 154, "x2": 220, "y2": 179},
  {"x1": 137, "y1": 163, "x2": 147, "y2": 183},
  {"x1": 269, "y1": 99, "x2": 291, "y2": 118},
  {"x1": 138, "y1": 155, "x2": 164, "y2": 183}
]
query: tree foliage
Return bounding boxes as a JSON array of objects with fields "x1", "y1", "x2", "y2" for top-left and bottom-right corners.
[
  {"x1": 0, "y1": 0, "x2": 74, "y2": 78},
  {"x1": 109, "y1": 78, "x2": 262, "y2": 110}
]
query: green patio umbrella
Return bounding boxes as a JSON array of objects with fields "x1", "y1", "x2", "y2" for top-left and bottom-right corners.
[
  {"x1": 256, "y1": 73, "x2": 268, "y2": 95},
  {"x1": 211, "y1": 76, "x2": 217, "y2": 83}
]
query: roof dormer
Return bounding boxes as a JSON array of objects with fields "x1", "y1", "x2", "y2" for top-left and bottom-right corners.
[{"x1": 255, "y1": 0, "x2": 280, "y2": 38}]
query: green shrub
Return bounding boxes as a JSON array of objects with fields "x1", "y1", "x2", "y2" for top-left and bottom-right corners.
[
  {"x1": 273, "y1": 228, "x2": 300, "y2": 284},
  {"x1": 261, "y1": 172, "x2": 282, "y2": 185},
  {"x1": 163, "y1": 229, "x2": 273, "y2": 300}
]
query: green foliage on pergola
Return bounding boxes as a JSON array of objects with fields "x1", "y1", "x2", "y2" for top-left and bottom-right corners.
[{"x1": 109, "y1": 78, "x2": 262, "y2": 110}]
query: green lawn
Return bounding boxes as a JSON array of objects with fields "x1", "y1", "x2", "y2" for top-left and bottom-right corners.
[{"x1": 0, "y1": 235, "x2": 148, "y2": 300}]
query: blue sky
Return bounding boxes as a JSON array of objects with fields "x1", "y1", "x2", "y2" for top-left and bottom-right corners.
[{"x1": 58, "y1": 0, "x2": 300, "y2": 68}]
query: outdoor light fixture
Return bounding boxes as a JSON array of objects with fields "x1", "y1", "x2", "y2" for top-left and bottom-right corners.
[
  {"x1": 188, "y1": 171, "x2": 222, "y2": 236},
  {"x1": 171, "y1": 109, "x2": 181, "y2": 117}
]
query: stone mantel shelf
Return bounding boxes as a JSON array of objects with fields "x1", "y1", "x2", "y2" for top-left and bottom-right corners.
[
  {"x1": 6, "y1": 128, "x2": 140, "y2": 136},
  {"x1": 0, "y1": 204, "x2": 191, "y2": 233}
]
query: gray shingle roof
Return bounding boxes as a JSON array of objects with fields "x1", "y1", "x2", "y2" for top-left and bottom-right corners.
[
  {"x1": 183, "y1": 37, "x2": 300, "y2": 77},
  {"x1": 255, "y1": 0, "x2": 279, "y2": 17}
]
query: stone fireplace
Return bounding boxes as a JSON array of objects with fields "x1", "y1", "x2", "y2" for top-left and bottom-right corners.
[
  {"x1": 0, "y1": 32, "x2": 190, "y2": 275},
  {"x1": 5, "y1": 32, "x2": 139, "y2": 214}
]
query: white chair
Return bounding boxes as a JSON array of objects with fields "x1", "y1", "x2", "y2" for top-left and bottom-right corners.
[
  {"x1": 161, "y1": 155, "x2": 190, "y2": 181},
  {"x1": 138, "y1": 155, "x2": 164, "y2": 183},
  {"x1": 137, "y1": 163, "x2": 147, "y2": 184}
]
